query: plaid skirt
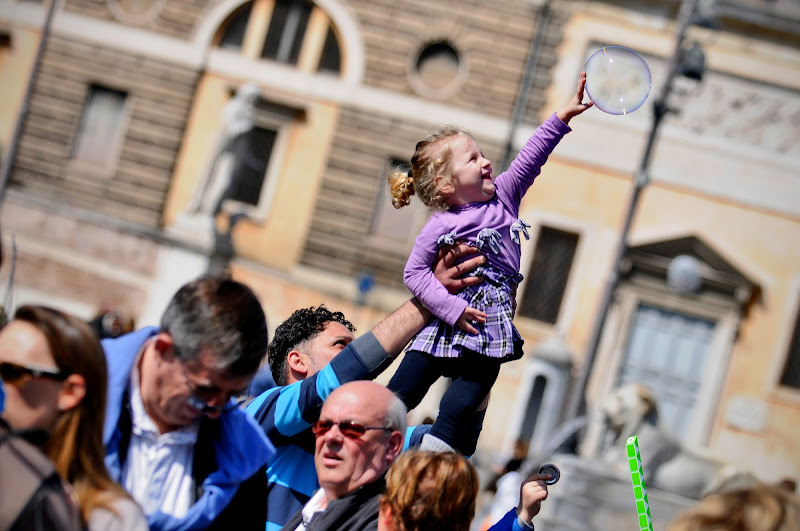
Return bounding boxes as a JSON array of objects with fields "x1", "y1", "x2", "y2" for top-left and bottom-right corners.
[{"x1": 408, "y1": 267, "x2": 525, "y2": 361}]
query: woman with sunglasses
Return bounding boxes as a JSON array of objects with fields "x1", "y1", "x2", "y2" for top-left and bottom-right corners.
[{"x1": 0, "y1": 305, "x2": 147, "y2": 531}]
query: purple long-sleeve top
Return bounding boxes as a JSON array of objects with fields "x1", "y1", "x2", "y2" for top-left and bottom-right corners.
[{"x1": 404, "y1": 113, "x2": 571, "y2": 326}]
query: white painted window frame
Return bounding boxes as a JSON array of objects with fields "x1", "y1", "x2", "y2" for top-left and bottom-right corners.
[{"x1": 69, "y1": 84, "x2": 132, "y2": 176}]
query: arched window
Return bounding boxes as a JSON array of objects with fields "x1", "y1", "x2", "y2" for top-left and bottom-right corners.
[{"x1": 215, "y1": 0, "x2": 342, "y2": 75}]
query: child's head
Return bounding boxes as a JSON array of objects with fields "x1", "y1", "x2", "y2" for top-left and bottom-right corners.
[
  {"x1": 379, "y1": 450, "x2": 479, "y2": 531},
  {"x1": 388, "y1": 125, "x2": 482, "y2": 211}
]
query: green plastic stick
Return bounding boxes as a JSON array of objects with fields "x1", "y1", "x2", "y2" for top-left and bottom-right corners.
[{"x1": 626, "y1": 435, "x2": 654, "y2": 531}]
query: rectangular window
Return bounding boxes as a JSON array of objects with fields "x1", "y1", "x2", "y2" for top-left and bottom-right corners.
[
  {"x1": 261, "y1": 0, "x2": 312, "y2": 64},
  {"x1": 72, "y1": 85, "x2": 127, "y2": 168},
  {"x1": 780, "y1": 307, "x2": 800, "y2": 388},
  {"x1": 0, "y1": 32, "x2": 10, "y2": 73},
  {"x1": 369, "y1": 158, "x2": 428, "y2": 242},
  {"x1": 618, "y1": 304, "x2": 716, "y2": 438},
  {"x1": 226, "y1": 125, "x2": 277, "y2": 206},
  {"x1": 518, "y1": 226, "x2": 579, "y2": 324}
]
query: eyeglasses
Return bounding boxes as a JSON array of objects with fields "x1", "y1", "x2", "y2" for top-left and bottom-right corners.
[
  {"x1": 186, "y1": 394, "x2": 246, "y2": 414},
  {"x1": 0, "y1": 362, "x2": 67, "y2": 387},
  {"x1": 310, "y1": 419, "x2": 393, "y2": 440},
  {"x1": 180, "y1": 364, "x2": 246, "y2": 414}
]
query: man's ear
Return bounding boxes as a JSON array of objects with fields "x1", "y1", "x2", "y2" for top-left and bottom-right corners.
[
  {"x1": 153, "y1": 333, "x2": 175, "y2": 361},
  {"x1": 385, "y1": 430, "x2": 404, "y2": 463},
  {"x1": 286, "y1": 350, "x2": 310, "y2": 380},
  {"x1": 58, "y1": 374, "x2": 86, "y2": 411}
]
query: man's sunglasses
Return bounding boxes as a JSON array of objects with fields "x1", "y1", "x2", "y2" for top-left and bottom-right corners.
[
  {"x1": 311, "y1": 419, "x2": 393, "y2": 439},
  {"x1": 0, "y1": 362, "x2": 67, "y2": 387}
]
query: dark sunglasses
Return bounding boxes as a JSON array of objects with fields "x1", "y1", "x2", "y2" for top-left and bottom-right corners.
[
  {"x1": 311, "y1": 419, "x2": 393, "y2": 439},
  {"x1": 0, "y1": 362, "x2": 67, "y2": 387}
]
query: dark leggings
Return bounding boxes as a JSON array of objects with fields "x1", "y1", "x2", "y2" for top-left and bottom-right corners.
[{"x1": 387, "y1": 350, "x2": 501, "y2": 452}]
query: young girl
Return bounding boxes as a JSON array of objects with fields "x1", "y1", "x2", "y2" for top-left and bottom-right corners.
[{"x1": 387, "y1": 74, "x2": 592, "y2": 453}]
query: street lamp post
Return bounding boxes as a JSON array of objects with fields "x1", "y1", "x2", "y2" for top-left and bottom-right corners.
[{"x1": 563, "y1": 0, "x2": 706, "y2": 424}]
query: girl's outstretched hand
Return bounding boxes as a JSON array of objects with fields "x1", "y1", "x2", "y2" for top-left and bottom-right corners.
[
  {"x1": 455, "y1": 306, "x2": 486, "y2": 335},
  {"x1": 556, "y1": 71, "x2": 593, "y2": 124}
]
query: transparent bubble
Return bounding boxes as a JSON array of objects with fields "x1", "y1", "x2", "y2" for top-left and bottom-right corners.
[{"x1": 584, "y1": 46, "x2": 652, "y2": 115}]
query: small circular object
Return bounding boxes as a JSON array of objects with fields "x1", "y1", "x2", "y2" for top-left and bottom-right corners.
[
  {"x1": 667, "y1": 254, "x2": 703, "y2": 294},
  {"x1": 584, "y1": 46, "x2": 652, "y2": 115},
  {"x1": 538, "y1": 463, "x2": 560, "y2": 485}
]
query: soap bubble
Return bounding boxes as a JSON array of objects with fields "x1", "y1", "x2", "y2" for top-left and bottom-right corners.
[{"x1": 584, "y1": 46, "x2": 652, "y2": 115}]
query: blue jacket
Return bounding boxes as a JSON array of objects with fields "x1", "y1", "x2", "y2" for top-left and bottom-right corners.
[
  {"x1": 488, "y1": 508, "x2": 529, "y2": 531},
  {"x1": 102, "y1": 327, "x2": 276, "y2": 531},
  {"x1": 246, "y1": 332, "x2": 431, "y2": 531}
]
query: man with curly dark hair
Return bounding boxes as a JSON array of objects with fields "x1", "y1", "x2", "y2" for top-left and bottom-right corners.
[
  {"x1": 246, "y1": 243, "x2": 489, "y2": 529},
  {"x1": 267, "y1": 305, "x2": 356, "y2": 387}
]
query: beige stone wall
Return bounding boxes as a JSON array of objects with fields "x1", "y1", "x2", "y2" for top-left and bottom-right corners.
[
  {"x1": 0, "y1": 26, "x2": 38, "y2": 153},
  {"x1": 64, "y1": 0, "x2": 211, "y2": 40},
  {"x1": 233, "y1": 260, "x2": 390, "y2": 343},
  {"x1": 1, "y1": 200, "x2": 154, "y2": 319},
  {"x1": 645, "y1": 190, "x2": 800, "y2": 482},
  {"x1": 350, "y1": 0, "x2": 568, "y2": 121},
  {"x1": 11, "y1": 34, "x2": 198, "y2": 227}
]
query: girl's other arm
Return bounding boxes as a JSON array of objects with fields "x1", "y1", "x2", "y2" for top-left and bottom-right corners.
[{"x1": 455, "y1": 306, "x2": 486, "y2": 335}]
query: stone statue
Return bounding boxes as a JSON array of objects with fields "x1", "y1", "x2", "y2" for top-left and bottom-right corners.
[
  {"x1": 188, "y1": 83, "x2": 261, "y2": 217},
  {"x1": 598, "y1": 383, "x2": 755, "y2": 499}
]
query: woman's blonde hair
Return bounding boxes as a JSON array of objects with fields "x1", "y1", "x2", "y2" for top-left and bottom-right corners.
[
  {"x1": 380, "y1": 450, "x2": 479, "y2": 531},
  {"x1": 668, "y1": 483, "x2": 800, "y2": 531},
  {"x1": 388, "y1": 125, "x2": 473, "y2": 212},
  {"x1": 15, "y1": 305, "x2": 132, "y2": 525}
]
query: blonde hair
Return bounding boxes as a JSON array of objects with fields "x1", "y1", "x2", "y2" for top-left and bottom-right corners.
[
  {"x1": 388, "y1": 125, "x2": 473, "y2": 212},
  {"x1": 16, "y1": 305, "x2": 133, "y2": 525},
  {"x1": 668, "y1": 483, "x2": 800, "y2": 531},
  {"x1": 380, "y1": 450, "x2": 479, "y2": 531}
]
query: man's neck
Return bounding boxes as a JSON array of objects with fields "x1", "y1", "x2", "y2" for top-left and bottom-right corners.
[{"x1": 318, "y1": 491, "x2": 330, "y2": 510}]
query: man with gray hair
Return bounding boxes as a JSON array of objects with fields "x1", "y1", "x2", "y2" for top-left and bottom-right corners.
[
  {"x1": 102, "y1": 275, "x2": 274, "y2": 530},
  {"x1": 281, "y1": 381, "x2": 407, "y2": 530}
]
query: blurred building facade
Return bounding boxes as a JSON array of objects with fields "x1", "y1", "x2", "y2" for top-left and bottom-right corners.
[{"x1": 1, "y1": 0, "x2": 799, "y2": 484}]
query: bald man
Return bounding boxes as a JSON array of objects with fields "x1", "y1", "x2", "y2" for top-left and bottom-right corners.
[{"x1": 281, "y1": 381, "x2": 406, "y2": 530}]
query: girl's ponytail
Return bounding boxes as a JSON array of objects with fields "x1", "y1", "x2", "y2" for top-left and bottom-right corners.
[{"x1": 388, "y1": 168, "x2": 416, "y2": 209}]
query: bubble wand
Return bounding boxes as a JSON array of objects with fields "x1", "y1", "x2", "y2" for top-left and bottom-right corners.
[{"x1": 626, "y1": 436, "x2": 654, "y2": 531}]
